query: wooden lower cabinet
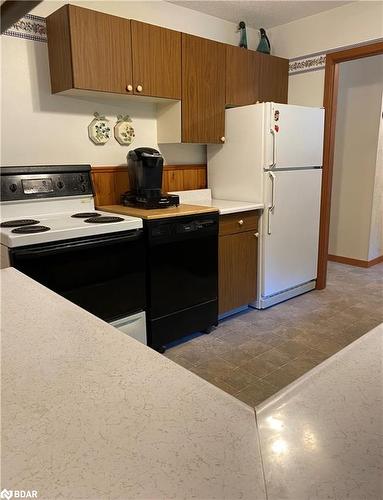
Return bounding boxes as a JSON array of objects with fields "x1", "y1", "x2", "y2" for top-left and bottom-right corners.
[{"x1": 218, "y1": 213, "x2": 259, "y2": 315}]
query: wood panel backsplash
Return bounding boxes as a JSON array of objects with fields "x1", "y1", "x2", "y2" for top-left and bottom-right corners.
[{"x1": 91, "y1": 164, "x2": 207, "y2": 207}]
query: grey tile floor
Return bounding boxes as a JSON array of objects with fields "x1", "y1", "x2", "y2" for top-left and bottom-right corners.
[{"x1": 165, "y1": 261, "x2": 383, "y2": 406}]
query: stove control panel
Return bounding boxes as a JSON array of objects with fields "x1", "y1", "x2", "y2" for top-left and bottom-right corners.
[{"x1": 1, "y1": 166, "x2": 93, "y2": 201}]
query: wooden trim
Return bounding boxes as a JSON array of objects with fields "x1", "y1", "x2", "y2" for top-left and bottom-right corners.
[
  {"x1": 328, "y1": 254, "x2": 383, "y2": 268},
  {"x1": 328, "y1": 255, "x2": 369, "y2": 268},
  {"x1": 316, "y1": 41, "x2": 383, "y2": 289},
  {"x1": 91, "y1": 166, "x2": 127, "y2": 173},
  {"x1": 90, "y1": 164, "x2": 207, "y2": 206},
  {"x1": 163, "y1": 164, "x2": 206, "y2": 171},
  {"x1": 327, "y1": 41, "x2": 383, "y2": 63},
  {"x1": 91, "y1": 164, "x2": 206, "y2": 172},
  {"x1": 316, "y1": 56, "x2": 339, "y2": 289},
  {"x1": 367, "y1": 255, "x2": 383, "y2": 267}
]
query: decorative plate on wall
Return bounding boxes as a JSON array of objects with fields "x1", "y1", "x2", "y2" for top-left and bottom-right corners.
[
  {"x1": 114, "y1": 114, "x2": 135, "y2": 146},
  {"x1": 88, "y1": 112, "x2": 111, "y2": 145}
]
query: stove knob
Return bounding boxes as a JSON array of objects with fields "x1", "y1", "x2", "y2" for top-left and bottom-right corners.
[
  {"x1": 57, "y1": 181, "x2": 64, "y2": 189},
  {"x1": 9, "y1": 183, "x2": 17, "y2": 192}
]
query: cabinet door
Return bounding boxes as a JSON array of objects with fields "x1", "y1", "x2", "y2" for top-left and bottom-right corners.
[
  {"x1": 182, "y1": 34, "x2": 226, "y2": 143},
  {"x1": 249, "y1": 51, "x2": 262, "y2": 103},
  {"x1": 131, "y1": 21, "x2": 181, "y2": 99},
  {"x1": 258, "y1": 53, "x2": 289, "y2": 103},
  {"x1": 218, "y1": 231, "x2": 257, "y2": 314},
  {"x1": 226, "y1": 45, "x2": 251, "y2": 106},
  {"x1": 226, "y1": 46, "x2": 261, "y2": 106},
  {"x1": 69, "y1": 5, "x2": 133, "y2": 93}
]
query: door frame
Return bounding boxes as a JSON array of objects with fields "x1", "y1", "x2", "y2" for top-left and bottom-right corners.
[{"x1": 316, "y1": 41, "x2": 383, "y2": 289}]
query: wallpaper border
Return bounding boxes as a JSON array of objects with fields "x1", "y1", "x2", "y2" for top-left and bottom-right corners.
[
  {"x1": 2, "y1": 14, "x2": 382, "y2": 78},
  {"x1": 3, "y1": 14, "x2": 47, "y2": 42}
]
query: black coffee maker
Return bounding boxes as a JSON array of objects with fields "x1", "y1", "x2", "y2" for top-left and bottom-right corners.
[{"x1": 122, "y1": 148, "x2": 179, "y2": 209}]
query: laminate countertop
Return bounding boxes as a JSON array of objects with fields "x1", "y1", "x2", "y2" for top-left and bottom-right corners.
[
  {"x1": 1, "y1": 268, "x2": 265, "y2": 500},
  {"x1": 194, "y1": 198, "x2": 263, "y2": 215},
  {"x1": 2, "y1": 268, "x2": 382, "y2": 500},
  {"x1": 98, "y1": 203, "x2": 219, "y2": 220},
  {"x1": 170, "y1": 189, "x2": 264, "y2": 215},
  {"x1": 171, "y1": 188, "x2": 265, "y2": 215},
  {"x1": 257, "y1": 324, "x2": 383, "y2": 500}
]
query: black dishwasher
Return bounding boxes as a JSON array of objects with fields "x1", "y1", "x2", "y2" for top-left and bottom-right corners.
[{"x1": 145, "y1": 213, "x2": 218, "y2": 351}]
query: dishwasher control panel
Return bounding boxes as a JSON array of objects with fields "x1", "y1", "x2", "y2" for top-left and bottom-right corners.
[
  {"x1": 147, "y1": 214, "x2": 218, "y2": 241},
  {"x1": 176, "y1": 219, "x2": 216, "y2": 234}
]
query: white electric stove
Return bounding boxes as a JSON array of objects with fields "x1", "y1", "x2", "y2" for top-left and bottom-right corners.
[
  {"x1": 0, "y1": 164, "x2": 147, "y2": 344},
  {"x1": 0, "y1": 207, "x2": 143, "y2": 250}
]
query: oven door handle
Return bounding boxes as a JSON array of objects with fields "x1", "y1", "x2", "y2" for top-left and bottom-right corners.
[{"x1": 11, "y1": 230, "x2": 143, "y2": 258}]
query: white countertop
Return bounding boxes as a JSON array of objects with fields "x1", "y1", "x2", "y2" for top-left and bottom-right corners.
[
  {"x1": 1, "y1": 268, "x2": 265, "y2": 500},
  {"x1": 257, "y1": 324, "x2": 383, "y2": 500},
  {"x1": 2, "y1": 267, "x2": 382, "y2": 499},
  {"x1": 170, "y1": 189, "x2": 264, "y2": 215}
]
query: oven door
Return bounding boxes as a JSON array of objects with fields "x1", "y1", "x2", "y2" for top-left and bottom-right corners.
[{"x1": 9, "y1": 230, "x2": 145, "y2": 322}]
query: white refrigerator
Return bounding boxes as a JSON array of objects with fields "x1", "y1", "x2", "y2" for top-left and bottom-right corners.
[{"x1": 208, "y1": 102, "x2": 325, "y2": 308}]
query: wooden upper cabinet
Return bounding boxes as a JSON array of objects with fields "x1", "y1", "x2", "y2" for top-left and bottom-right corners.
[
  {"x1": 226, "y1": 45, "x2": 288, "y2": 106},
  {"x1": 131, "y1": 21, "x2": 181, "y2": 99},
  {"x1": 182, "y1": 34, "x2": 226, "y2": 144},
  {"x1": 47, "y1": 5, "x2": 133, "y2": 94},
  {"x1": 226, "y1": 46, "x2": 261, "y2": 107},
  {"x1": 258, "y1": 52, "x2": 289, "y2": 104}
]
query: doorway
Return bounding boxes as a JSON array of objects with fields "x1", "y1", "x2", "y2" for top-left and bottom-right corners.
[
  {"x1": 316, "y1": 41, "x2": 383, "y2": 289},
  {"x1": 328, "y1": 55, "x2": 383, "y2": 267}
]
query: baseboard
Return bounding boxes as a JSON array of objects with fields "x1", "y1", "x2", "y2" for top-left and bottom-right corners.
[
  {"x1": 328, "y1": 254, "x2": 383, "y2": 268},
  {"x1": 367, "y1": 255, "x2": 383, "y2": 267}
]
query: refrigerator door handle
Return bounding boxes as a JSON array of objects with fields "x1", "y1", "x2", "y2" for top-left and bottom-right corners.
[
  {"x1": 268, "y1": 172, "x2": 276, "y2": 235},
  {"x1": 269, "y1": 128, "x2": 277, "y2": 168}
]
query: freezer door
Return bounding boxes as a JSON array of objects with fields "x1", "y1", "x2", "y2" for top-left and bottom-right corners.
[
  {"x1": 208, "y1": 103, "x2": 264, "y2": 202},
  {"x1": 265, "y1": 103, "x2": 324, "y2": 169},
  {"x1": 261, "y1": 169, "x2": 322, "y2": 298}
]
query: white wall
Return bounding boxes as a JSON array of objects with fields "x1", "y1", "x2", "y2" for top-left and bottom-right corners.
[
  {"x1": 268, "y1": 1, "x2": 383, "y2": 106},
  {"x1": 1, "y1": 0, "x2": 258, "y2": 167},
  {"x1": 369, "y1": 93, "x2": 383, "y2": 261},
  {"x1": 328, "y1": 55, "x2": 383, "y2": 261},
  {"x1": 33, "y1": 1, "x2": 260, "y2": 49}
]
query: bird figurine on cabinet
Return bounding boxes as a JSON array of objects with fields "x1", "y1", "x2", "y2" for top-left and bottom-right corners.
[
  {"x1": 238, "y1": 21, "x2": 248, "y2": 49},
  {"x1": 257, "y1": 28, "x2": 271, "y2": 54}
]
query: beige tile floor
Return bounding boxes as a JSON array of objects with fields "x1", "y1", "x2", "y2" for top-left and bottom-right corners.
[{"x1": 165, "y1": 261, "x2": 383, "y2": 406}]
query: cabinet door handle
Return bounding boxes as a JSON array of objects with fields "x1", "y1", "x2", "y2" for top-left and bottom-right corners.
[
  {"x1": 136, "y1": 85, "x2": 143, "y2": 93},
  {"x1": 126, "y1": 84, "x2": 133, "y2": 92},
  {"x1": 254, "y1": 232, "x2": 259, "y2": 238},
  {"x1": 238, "y1": 219, "x2": 244, "y2": 226},
  {"x1": 220, "y1": 136, "x2": 226, "y2": 143}
]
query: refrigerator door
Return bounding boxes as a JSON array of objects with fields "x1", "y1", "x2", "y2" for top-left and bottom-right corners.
[
  {"x1": 265, "y1": 103, "x2": 325, "y2": 169},
  {"x1": 208, "y1": 103, "x2": 264, "y2": 202},
  {"x1": 261, "y1": 169, "x2": 322, "y2": 300}
]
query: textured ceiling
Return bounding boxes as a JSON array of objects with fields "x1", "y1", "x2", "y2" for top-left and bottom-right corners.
[{"x1": 169, "y1": 1, "x2": 352, "y2": 28}]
